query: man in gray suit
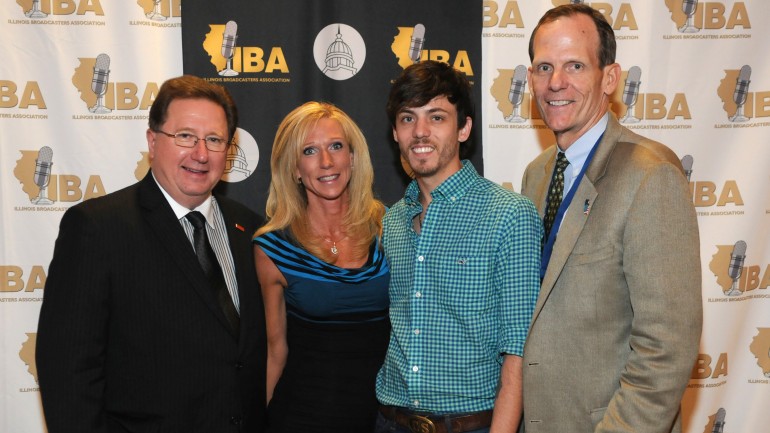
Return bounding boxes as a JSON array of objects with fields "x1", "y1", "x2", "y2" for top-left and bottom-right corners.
[{"x1": 520, "y1": 5, "x2": 702, "y2": 433}]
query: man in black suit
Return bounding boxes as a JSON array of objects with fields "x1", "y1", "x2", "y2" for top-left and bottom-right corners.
[{"x1": 36, "y1": 75, "x2": 267, "y2": 433}]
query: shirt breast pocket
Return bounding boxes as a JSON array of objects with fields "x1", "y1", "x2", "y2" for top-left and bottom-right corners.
[
  {"x1": 564, "y1": 244, "x2": 615, "y2": 268},
  {"x1": 434, "y1": 253, "x2": 495, "y2": 313}
]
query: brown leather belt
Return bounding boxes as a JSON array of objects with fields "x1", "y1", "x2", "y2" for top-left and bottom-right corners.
[{"x1": 379, "y1": 405, "x2": 493, "y2": 433}]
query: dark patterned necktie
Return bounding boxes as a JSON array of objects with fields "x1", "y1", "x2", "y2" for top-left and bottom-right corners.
[
  {"x1": 543, "y1": 152, "x2": 569, "y2": 242},
  {"x1": 186, "y1": 211, "x2": 240, "y2": 336}
]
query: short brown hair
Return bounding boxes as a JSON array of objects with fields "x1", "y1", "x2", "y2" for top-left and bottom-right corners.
[
  {"x1": 529, "y1": 4, "x2": 616, "y2": 68},
  {"x1": 148, "y1": 75, "x2": 238, "y2": 143},
  {"x1": 386, "y1": 60, "x2": 474, "y2": 131}
]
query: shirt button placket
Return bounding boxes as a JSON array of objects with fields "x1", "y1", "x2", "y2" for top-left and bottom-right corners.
[{"x1": 411, "y1": 252, "x2": 425, "y2": 401}]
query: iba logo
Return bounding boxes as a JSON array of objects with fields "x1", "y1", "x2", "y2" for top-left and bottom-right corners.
[
  {"x1": 391, "y1": 24, "x2": 474, "y2": 78},
  {"x1": 483, "y1": 1, "x2": 525, "y2": 29},
  {"x1": 19, "y1": 333, "x2": 39, "y2": 390},
  {"x1": 135, "y1": 0, "x2": 181, "y2": 22},
  {"x1": 14, "y1": 0, "x2": 104, "y2": 21},
  {"x1": 0, "y1": 80, "x2": 47, "y2": 119},
  {"x1": 552, "y1": 1, "x2": 640, "y2": 34},
  {"x1": 482, "y1": 1, "x2": 527, "y2": 40},
  {"x1": 1, "y1": 265, "x2": 46, "y2": 294},
  {"x1": 489, "y1": 65, "x2": 541, "y2": 125},
  {"x1": 708, "y1": 241, "x2": 770, "y2": 300},
  {"x1": 701, "y1": 408, "x2": 727, "y2": 433},
  {"x1": 680, "y1": 155, "x2": 744, "y2": 211},
  {"x1": 71, "y1": 54, "x2": 160, "y2": 116},
  {"x1": 690, "y1": 352, "x2": 727, "y2": 384},
  {"x1": 715, "y1": 65, "x2": 770, "y2": 128},
  {"x1": 749, "y1": 328, "x2": 770, "y2": 380},
  {"x1": 664, "y1": 0, "x2": 750, "y2": 36},
  {"x1": 202, "y1": 22, "x2": 290, "y2": 80},
  {"x1": 12, "y1": 146, "x2": 106, "y2": 210},
  {"x1": 133, "y1": 128, "x2": 260, "y2": 184},
  {"x1": 610, "y1": 68, "x2": 692, "y2": 127}
]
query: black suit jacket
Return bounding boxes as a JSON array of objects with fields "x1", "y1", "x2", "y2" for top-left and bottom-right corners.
[{"x1": 36, "y1": 173, "x2": 267, "y2": 433}]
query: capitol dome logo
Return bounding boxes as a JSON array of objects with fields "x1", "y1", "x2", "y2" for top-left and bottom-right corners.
[
  {"x1": 312, "y1": 24, "x2": 366, "y2": 81},
  {"x1": 222, "y1": 127, "x2": 259, "y2": 183}
]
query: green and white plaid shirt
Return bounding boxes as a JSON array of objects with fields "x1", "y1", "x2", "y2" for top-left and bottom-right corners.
[{"x1": 376, "y1": 161, "x2": 542, "y2": 413}]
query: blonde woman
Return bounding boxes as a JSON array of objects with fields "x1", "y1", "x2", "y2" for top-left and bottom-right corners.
[{"x1": 253, "y1": 102, "x2": 389, "y2": 432}]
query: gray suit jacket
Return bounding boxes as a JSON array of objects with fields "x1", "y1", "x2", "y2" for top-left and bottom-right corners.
[{"x1": 520, "y1": 115, "x2": 702, "y2": 433}]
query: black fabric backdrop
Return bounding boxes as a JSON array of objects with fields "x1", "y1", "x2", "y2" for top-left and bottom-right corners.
[{"x1": 181, "y1": 1, "x2": 482, "y2": 213}]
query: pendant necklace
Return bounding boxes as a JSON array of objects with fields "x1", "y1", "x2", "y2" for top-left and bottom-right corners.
[
  {"x1": 323, "y1": 235, "x2": 344, "y2": 255},
  {"x1": 318, "y1": 223, "x2": 346, "y2": 256}
]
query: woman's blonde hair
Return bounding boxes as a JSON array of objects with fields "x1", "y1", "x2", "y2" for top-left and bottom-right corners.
[{"x1": 256, "y1": 101, "x2": 385, "y2": 263}]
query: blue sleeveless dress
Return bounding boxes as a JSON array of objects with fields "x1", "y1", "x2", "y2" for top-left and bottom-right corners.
[{"x1": 254, "y1": 230, "x2": 390, "y2": 433}]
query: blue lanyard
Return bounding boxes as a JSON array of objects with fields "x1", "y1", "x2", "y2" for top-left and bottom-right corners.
[{"x1": 540, "y1": 134, "x2": 603, "y2": 278}]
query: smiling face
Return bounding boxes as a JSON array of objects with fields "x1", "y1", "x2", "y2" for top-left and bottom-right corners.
[
  {"x1": 296, "y1": 117, "x2": 354, "y2": 205},
  {"x1": 393, "y1": 95, "x2": 470, "y2": 188},
  {"x1": 529, "y1": 13, "x2": 619, "y2": 149},
  {"x1": 147, "y1": 98, "x2": 228, "y2": 209}
]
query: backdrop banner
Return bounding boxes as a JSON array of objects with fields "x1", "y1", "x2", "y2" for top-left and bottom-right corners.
[{"x1": 180, "y1": 0, "x2": 483, "y2": 210}]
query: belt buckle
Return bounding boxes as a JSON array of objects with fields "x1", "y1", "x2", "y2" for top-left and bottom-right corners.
[{"x1": 407, "y1": 414, "x2": 436, "y2": 433}]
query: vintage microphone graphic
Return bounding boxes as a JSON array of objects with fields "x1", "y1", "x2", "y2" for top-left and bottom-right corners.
[
  {"x1": 711, "y1": 408, "x2": 726, "y2": 433},
  {"x1": 25, "y1": 0, "x2": 47, "y2": 18},
  {"x1": 679, "y1": 0, "x2": 699, "y2": 33},
  {"x1": 145, "y1": 0, "x2": 167, "y2": 21},
  {"x1": 680, "y1": 155, "x2": 693, "y2": 182},
  {"x1": 729, "y1": 65, "x2": 751, "y2": 122},
  {"x1": 32, "y1": 146, "x2": 54, "y2": 205},
  {"x1": 89, "y1": 53, "x2": 111, "y2": 114},
  {"x1": 219, "y1": 21, "x2": 239, "y2": 77},
  {"x1": 409, "y1": 24, "x2": 426, "y2": 64},
  {"x1": 725, "y1": 240, "x2": 746, "y2": 296},
  {"x1": 619, "y1": 66, "x2": 642, "y2": 124},
  {"x1": 505, "y1": 65, "x2": 527, "y2": 123}
]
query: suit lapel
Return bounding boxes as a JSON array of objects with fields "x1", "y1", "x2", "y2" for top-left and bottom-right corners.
[
  {"x1": 531, "y1": 116, "x2": 623, "y2": 324},
  {"x1": 531, "y1": 148, "x2": 557, "y2": 219},
  {"x1": 539, "y1": 180, "x2": 597, "y2": 296},
  {"x1": 138, "y1": 173, "x2": 238, "y2": 339},
  {"x1": 218, "y1": 198, "x2": 252, "y2": 344}
]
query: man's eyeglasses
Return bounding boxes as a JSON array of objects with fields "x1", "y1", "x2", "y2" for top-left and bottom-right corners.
[{"x1": 153, "y1": 129, "x2": 229, "y2": 152}]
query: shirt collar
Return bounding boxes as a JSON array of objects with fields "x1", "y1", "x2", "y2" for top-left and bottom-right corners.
[
  {"x1": 152, "y1": 171, "x2": 215, "y2": 224},
  {"x1": 405, "y1": 160, "x2": 480, "y2": 205},
  {"x1": 563, "y1": 112, "x2": 608, "y2": 175}
]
